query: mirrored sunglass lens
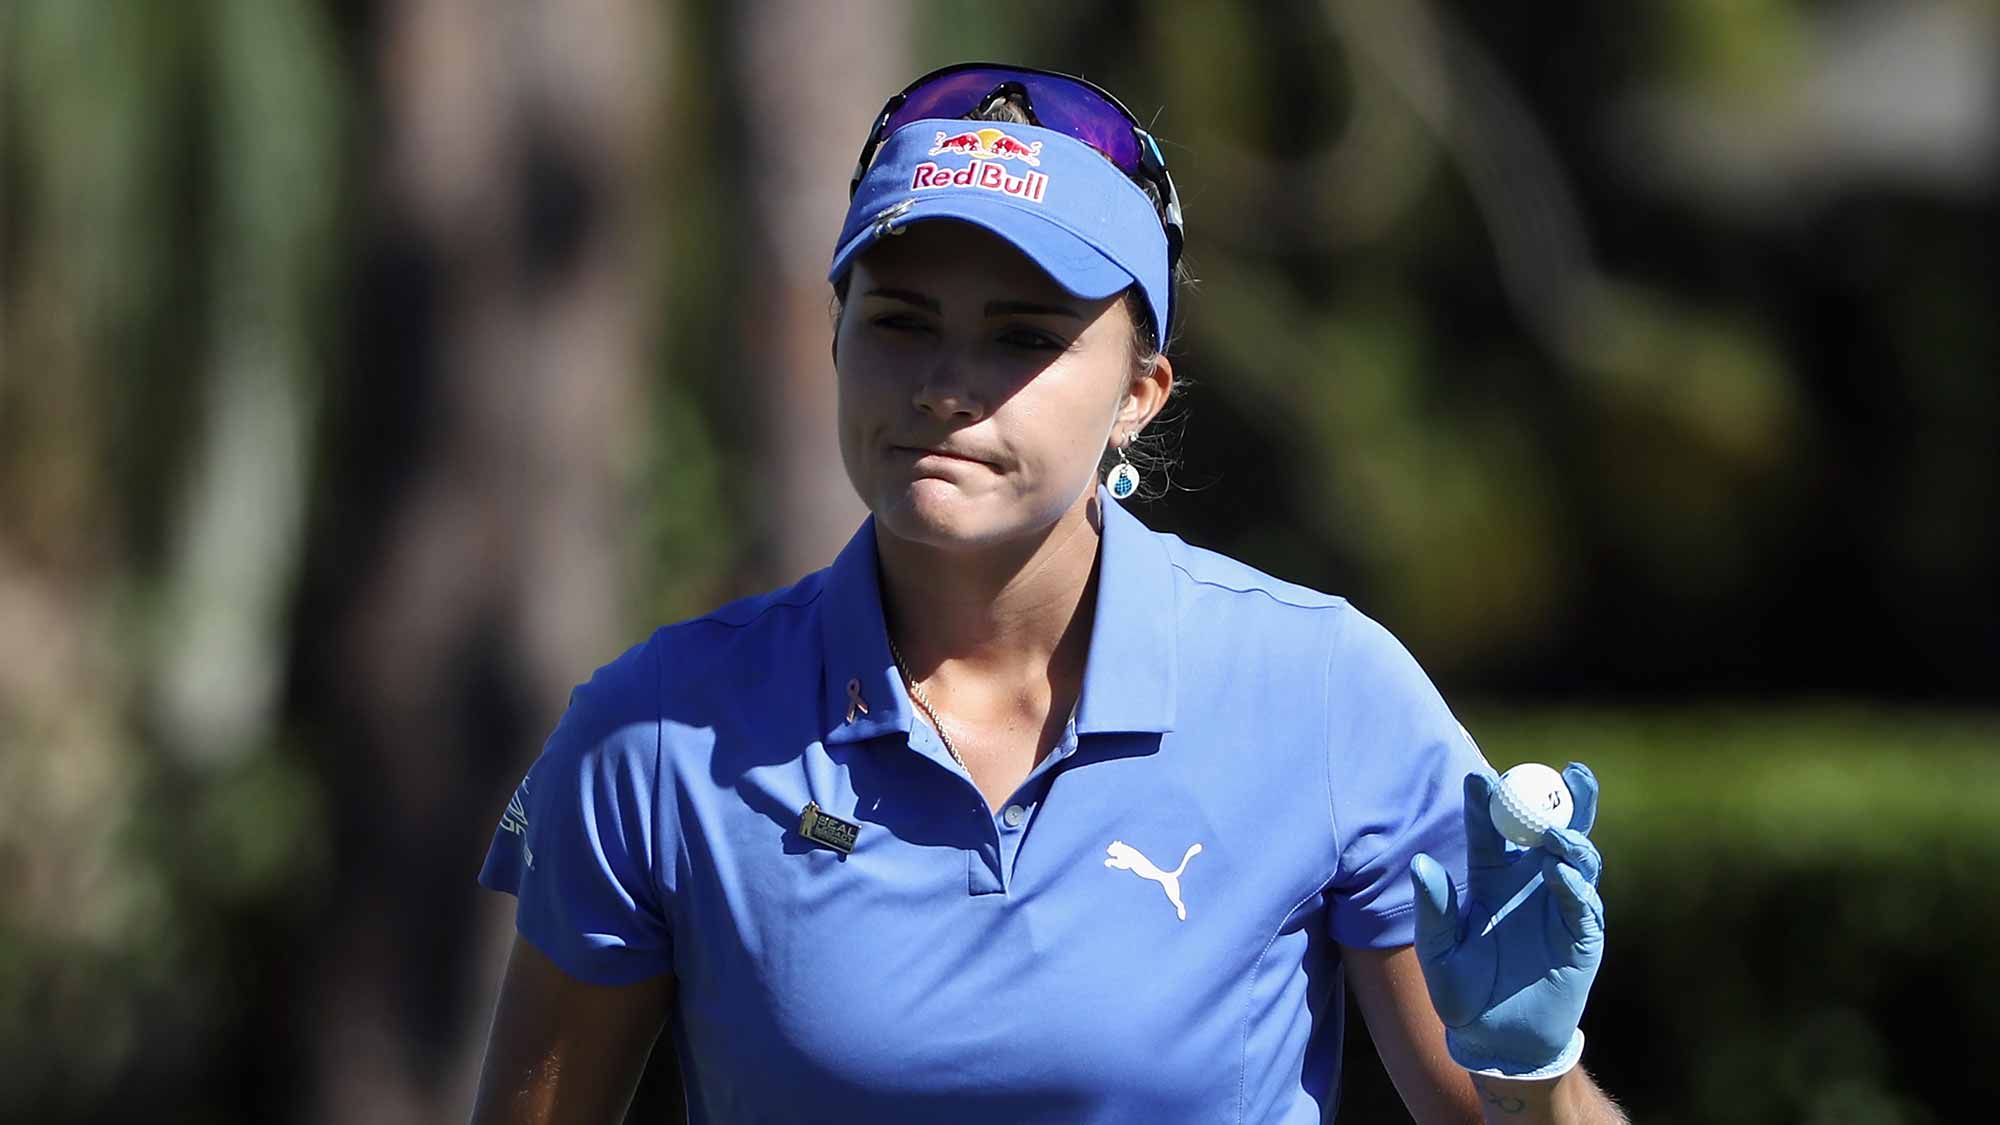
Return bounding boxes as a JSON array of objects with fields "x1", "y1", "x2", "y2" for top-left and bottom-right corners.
[
  {"x1": 884, "y1": 69, "x2": 1015, "y2": 133},
  {"x1": 881, "y1": 68, "x2": 1143, "y2": 172},
  {"x1": 1017, "y1": 77, "x2": 1138, "y2": 168}
]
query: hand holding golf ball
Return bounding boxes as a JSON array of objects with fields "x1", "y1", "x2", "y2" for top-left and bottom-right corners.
[{"x1": 1409, "y1": 761, "x2": 1605, "y2": 1081}]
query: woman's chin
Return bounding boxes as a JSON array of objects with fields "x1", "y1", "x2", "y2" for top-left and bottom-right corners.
[
  {"x1": 872, "y1": 477, "x2": 1092, "y2": 554},
  {"x1": 875, "y1": 481, "x2": 996, "y2": 548}
]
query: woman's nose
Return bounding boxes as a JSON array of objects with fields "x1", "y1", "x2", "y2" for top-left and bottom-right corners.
[{"x1": 912, "y1": 356, "x2": 984, "y2": 420}]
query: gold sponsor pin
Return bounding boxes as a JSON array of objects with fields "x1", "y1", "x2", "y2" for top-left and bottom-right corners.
[{"x1": 798, "y1": 800, "x2": 859, "y2": 855}]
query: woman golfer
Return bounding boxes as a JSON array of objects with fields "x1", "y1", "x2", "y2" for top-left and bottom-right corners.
[{"x1": 471, "y1": 62, "x2": 1625, "y2": 1124}]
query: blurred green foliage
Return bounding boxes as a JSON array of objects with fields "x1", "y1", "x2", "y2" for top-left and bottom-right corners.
[{"x1": 1477, "y1": 708, "x2": 2000, "y2": 867}]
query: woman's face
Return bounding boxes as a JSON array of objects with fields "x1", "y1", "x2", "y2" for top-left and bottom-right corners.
[{"x1": 834, "y1": 221, "x2": 1154, "y2": 551}]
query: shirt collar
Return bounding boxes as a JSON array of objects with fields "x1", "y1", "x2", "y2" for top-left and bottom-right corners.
[
  {"x1": 816, "y1": 487, "x2": 1179, "y2": 746},
  {"x1": 818, "y1": 517, "x2": 915, "y2": 746},
  {"x1": 1075, "y1": 487, "x2": 1179, "y2": 735}
]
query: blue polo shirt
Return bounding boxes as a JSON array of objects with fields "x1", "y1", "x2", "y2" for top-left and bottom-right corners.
[{"x1": 480, "y1": 489, "x2": 1484, "y2": 1123}]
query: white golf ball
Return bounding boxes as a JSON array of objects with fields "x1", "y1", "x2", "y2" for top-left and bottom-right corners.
[{"x1": 1489, "y1": 763, "x2": 1574, "y2": 848}]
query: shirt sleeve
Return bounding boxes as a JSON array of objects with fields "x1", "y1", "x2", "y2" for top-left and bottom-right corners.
[
  {"x1": 479, "y1": 636, "x2": 677, "y2": 985},
  {"x1": 1323, "y1": 608, "x2": 1491, "y2": 949}
]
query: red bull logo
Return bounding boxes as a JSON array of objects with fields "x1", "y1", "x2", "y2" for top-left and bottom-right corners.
[
  {"x1": 929, "y1": 127, "x2": 1043, "y2": 166},
  {"x1": 909, "y1": 159, "x2": 1049, "y2": 203}
]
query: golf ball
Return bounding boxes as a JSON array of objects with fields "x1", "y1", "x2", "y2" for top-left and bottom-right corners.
[{"x1": 1489, "y1": 763, "x2": 1574, "y2": 848}]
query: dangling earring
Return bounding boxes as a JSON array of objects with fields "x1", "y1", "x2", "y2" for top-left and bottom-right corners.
[{"x1": 1105, "y1": 438, "x2": 1141, "y2": 500}]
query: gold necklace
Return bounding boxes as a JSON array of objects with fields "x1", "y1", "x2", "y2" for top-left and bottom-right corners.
[{"x1": 886, "y1": 634, "x2": 967, "y2": 769}]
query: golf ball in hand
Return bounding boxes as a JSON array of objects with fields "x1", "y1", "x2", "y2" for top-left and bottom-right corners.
[{"x1": 1489, "y1": 763, "x2": 1574, "y2": 848}]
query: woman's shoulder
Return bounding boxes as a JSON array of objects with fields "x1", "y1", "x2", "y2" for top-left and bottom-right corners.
[
  {"x1": 1150, "y1": 528, "x2": 1351, "y2": 614},
  {"x1": 1145, "y1": 526, "x2": 1436, "y2": 687},
  {"x1": 624, "y1": 566, "x2": 832, "y2": 667},
  {"x1": 557, "y1": 567, "x2": 836, "y2": 738}
]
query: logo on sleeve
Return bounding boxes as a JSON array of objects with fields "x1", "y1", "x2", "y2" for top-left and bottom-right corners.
[
  {"x1": 1104, "y1": 840, "x2": 1204, "y2": 921},
  {"x1": 501, "y1": 778, "x2": 533, "y2": 869}
]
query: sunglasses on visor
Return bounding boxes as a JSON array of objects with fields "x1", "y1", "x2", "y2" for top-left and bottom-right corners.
[{"x1": 849, "y1": 62, "x2": 1185, "y2": 268}]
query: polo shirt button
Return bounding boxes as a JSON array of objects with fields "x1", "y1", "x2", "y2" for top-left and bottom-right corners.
[{"x1": 1002, "y1": 804, "x2": 1026, "y2": 828}]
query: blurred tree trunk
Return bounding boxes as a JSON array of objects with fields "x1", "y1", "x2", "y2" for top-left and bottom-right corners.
[
  {"x1": 725, "y1": 0, "x2": 907, "y2": 586},
  {"x1": 292, "y1": 1, "x2": 667, "y2": 1121},
  {"x1": 2, "y1": 2, "x2": 342, "y2": 1118}
]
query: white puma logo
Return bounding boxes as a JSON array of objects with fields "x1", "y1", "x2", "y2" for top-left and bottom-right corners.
[{"x1": 1104, "y1": 840, "x2": 1204, "y2": 921}]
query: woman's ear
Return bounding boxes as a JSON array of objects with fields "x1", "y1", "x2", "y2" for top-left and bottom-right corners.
[
  {"x1": 829, "y1": 289, "x2": 848, "y2": 368},
  {"x1": 1120, "y1": 353, "x2": 1174, "y2": 434}
]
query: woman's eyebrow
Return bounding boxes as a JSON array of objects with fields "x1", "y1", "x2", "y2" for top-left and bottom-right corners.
[
  {"x1": 862, "y1": 287, "x2": 939, "y2": 312},
  {"x1": 862, "y1": 288, "x2": 1081, "y2": 320},
  {"x1": 984, "y1": 299, "x2": 1082, "y2": 319}
]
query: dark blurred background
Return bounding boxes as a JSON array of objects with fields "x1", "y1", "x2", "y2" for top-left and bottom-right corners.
[{"x1": 2, "y1": 1, "x2": 1994, "y2": 1122}]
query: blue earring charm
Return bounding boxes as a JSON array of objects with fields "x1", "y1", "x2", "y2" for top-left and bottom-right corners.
[{"x1": 1106, "y1": 440, "x2": 1141, "y2": 500}]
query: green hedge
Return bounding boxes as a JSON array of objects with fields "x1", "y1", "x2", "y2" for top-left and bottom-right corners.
[{"x1": 1336, "y1": 707, "x2": 2000, "y2": 1125}]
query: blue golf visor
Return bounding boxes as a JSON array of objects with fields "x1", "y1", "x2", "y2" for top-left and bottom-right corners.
[{"x1": 829, "y1": 118, "x2": 1172, "y2": 346}]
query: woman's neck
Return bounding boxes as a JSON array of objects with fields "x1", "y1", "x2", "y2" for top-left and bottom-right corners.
[{"x1": 873, "y1": 492, "x2": 1102, "y2": 697}]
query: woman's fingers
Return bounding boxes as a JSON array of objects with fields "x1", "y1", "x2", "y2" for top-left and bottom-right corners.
[
  {"x1": 1538, "y1": 826, "x2": 1602, "y2": 886},
  {"x1": 1463, "y1": 772, "x2": 1508, "y2": 868},
  {"x1": 1409, "y1": 852, "x2": 1462, "y2": 961},
  {"x1": 1543, "y1": 854, "x2": 1605, "y2": 947},
  {"x1": 1561, "y1": 761, "x2": 1598, "y2": 834}
]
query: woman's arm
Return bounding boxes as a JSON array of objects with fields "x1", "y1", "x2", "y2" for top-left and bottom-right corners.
[
  {"x1": 468, "y1": 936, "x2": 676, "y2": 1125},
  {"x1": 1464, "y1": 1068, "x2": 1628, "y2": 1124},
  {"x1": 1345, "y1": 943, "x2": 1483, "y2": 1124},
  {"x1": 1345, "y1": 945, "x2": 1627, "y2": 1125}
]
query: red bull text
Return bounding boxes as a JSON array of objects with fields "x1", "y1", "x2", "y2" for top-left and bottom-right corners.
[{"x1": 909, "y1": 160, "x2": 1049, "y2": 202}]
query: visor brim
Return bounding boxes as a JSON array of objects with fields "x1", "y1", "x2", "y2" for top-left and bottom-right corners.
[{"x1": 829, "y1": 194, "x2": 1138, "y2": 310}]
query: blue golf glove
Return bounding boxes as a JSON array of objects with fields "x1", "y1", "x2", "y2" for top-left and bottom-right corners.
[{"x1": 1408, "y1": 762, "x2": 1605, "y2": 1080}]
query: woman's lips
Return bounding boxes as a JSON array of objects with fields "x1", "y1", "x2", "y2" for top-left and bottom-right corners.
[{"x1": 893, "y1": 445, "x2": 988, "y2": 467}]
